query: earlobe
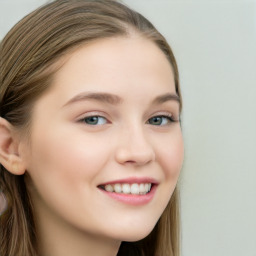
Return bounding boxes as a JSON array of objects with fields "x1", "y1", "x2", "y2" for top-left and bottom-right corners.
[{"x1": 0, "y1": 117, "x2": 26, "y2": 175}]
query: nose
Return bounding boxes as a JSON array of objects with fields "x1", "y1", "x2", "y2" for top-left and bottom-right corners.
[{"x1": 115, "y1": 126, "x2": 155, "y2": 166}]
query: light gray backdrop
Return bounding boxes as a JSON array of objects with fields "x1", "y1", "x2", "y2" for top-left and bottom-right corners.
[{"x1": 1, "y1": 0, "x2": 256, "y2": 255}]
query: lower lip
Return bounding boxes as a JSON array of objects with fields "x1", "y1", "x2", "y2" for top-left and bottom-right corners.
[{"x1": 99, "y1": 185, "x2": 157, "y2": 206}]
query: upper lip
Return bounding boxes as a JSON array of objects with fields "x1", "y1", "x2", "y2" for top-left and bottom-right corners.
[{"x1": 98, "y1": 177, "x2": 159, "y2": 186}]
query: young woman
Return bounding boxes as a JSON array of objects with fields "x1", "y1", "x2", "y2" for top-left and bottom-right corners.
[{"x1": 0, "y1": 1, "x2": 184, "y2": 255}]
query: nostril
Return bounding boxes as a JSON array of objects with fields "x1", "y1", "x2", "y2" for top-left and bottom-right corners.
[{"x1": 115, "y1": 150, "x2": 155, "y2": 166}]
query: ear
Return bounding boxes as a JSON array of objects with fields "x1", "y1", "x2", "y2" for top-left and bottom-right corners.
[{"x1": 0, "y1": 117, "x2": 26, "y2": 175}]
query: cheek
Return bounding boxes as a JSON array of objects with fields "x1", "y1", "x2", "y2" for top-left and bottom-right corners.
[
  {"x1": 25, "y1": 126, "x2": 114, "y2": 226},
  {"x1": 27, "y1": 125, "x2": 111, "y2": 193},
  {"x1": 157, "y1": 131, "x2": 184, "y2": 179}
]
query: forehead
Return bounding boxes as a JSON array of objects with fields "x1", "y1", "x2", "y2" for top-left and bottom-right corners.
[{"x1": 46, "y1": 36, "x2": 176, "y2": 104}]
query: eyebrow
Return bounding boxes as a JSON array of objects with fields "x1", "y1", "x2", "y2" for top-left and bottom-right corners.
[
  {"x1": 152, "y1": 93, "x2": 180, "y2": 105},
  {"x1": 63, "y1": 91, "x2": 180, "y2": 107},
  {"x1": 63, "y1": 92, "x2": 123, "y2": 107}
]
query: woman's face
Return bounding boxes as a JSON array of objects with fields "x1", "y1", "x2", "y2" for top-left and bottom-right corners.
[{"x1": 22, "y1": 36, "x2": 183, "y2": 242}]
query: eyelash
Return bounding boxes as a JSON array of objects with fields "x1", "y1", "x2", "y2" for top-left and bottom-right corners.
[
  {"x1": 78, "y1": 114, "x2": 178, "y2": 126},
  {"x1": 79, "y1": 116, "x2": 108, "y2": 126},
  {"x1": 147, "y1": 114, "x2": 176, "y2": 126}
]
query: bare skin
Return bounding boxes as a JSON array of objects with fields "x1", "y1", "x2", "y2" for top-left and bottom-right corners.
[{"x1": 0, "y1": 35, "x2": 183, "y2": 256}]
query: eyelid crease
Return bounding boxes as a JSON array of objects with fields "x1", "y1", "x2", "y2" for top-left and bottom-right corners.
[
  {"x1": 76, "y1": 110, "x2": 108, "y2": 118},
  {"x1": 148, "y1": 110, "x2": 179, "y2": 122}
]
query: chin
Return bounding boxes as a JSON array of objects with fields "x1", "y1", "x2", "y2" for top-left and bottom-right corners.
[
  {"x1": 111, "y1": 223, "x2": 156, "y2": 242},
  {"x1": 120, "y1": 230, "x2": 153, "y2": 242}
]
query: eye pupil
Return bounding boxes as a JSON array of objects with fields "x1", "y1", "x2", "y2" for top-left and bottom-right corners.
[
  {"x1": 149, "y1": 117, "x2": 162, "y2": 125},
  {"x1": 85, "y1": 116, "x2": 99, "y2": 125}
]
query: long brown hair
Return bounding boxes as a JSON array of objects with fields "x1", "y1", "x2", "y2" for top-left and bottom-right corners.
[{"x1": 0, "y1": 1, "x2": 182, "y2": 255}]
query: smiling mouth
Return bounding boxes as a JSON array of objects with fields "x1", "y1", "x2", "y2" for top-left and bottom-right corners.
[{"x1": 98, "y1": 183, "x2": 153, "y2": 195}]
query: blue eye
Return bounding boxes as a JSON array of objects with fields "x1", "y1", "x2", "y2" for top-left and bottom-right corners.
[
  {"x1": 82, "y1": 116, "x2": 107, "y2": 125},
  {"x1": 147, "y1": 115, "x2": 174, "y2": 126}
]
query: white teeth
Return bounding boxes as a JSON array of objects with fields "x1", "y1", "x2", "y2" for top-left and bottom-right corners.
[
  {"x1": 131, "y1": 183, "x2": 140, "y2": 194},
  {"x1": 104, "y1": 183, "x2": 152, "y2": 194},
  {"x1": 122, "y1": 184, "x2": 131, "y2": 194},
  {"x1": 144, "y1": 183, "x2": 149, "y2": 192},
  {"x1": 114, "y1": 184, "x2": 122, "y2": 193},
  {"x1": 105, "y1": 184, "x2": 114, "y2": 192},
  {"x1": 139, "y1": 184, "x2": 145, "y2": 194}
]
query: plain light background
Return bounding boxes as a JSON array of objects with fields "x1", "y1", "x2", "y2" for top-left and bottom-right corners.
[{"x1": 1, "y1": 1, "x2": 256, "y2": 255}]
